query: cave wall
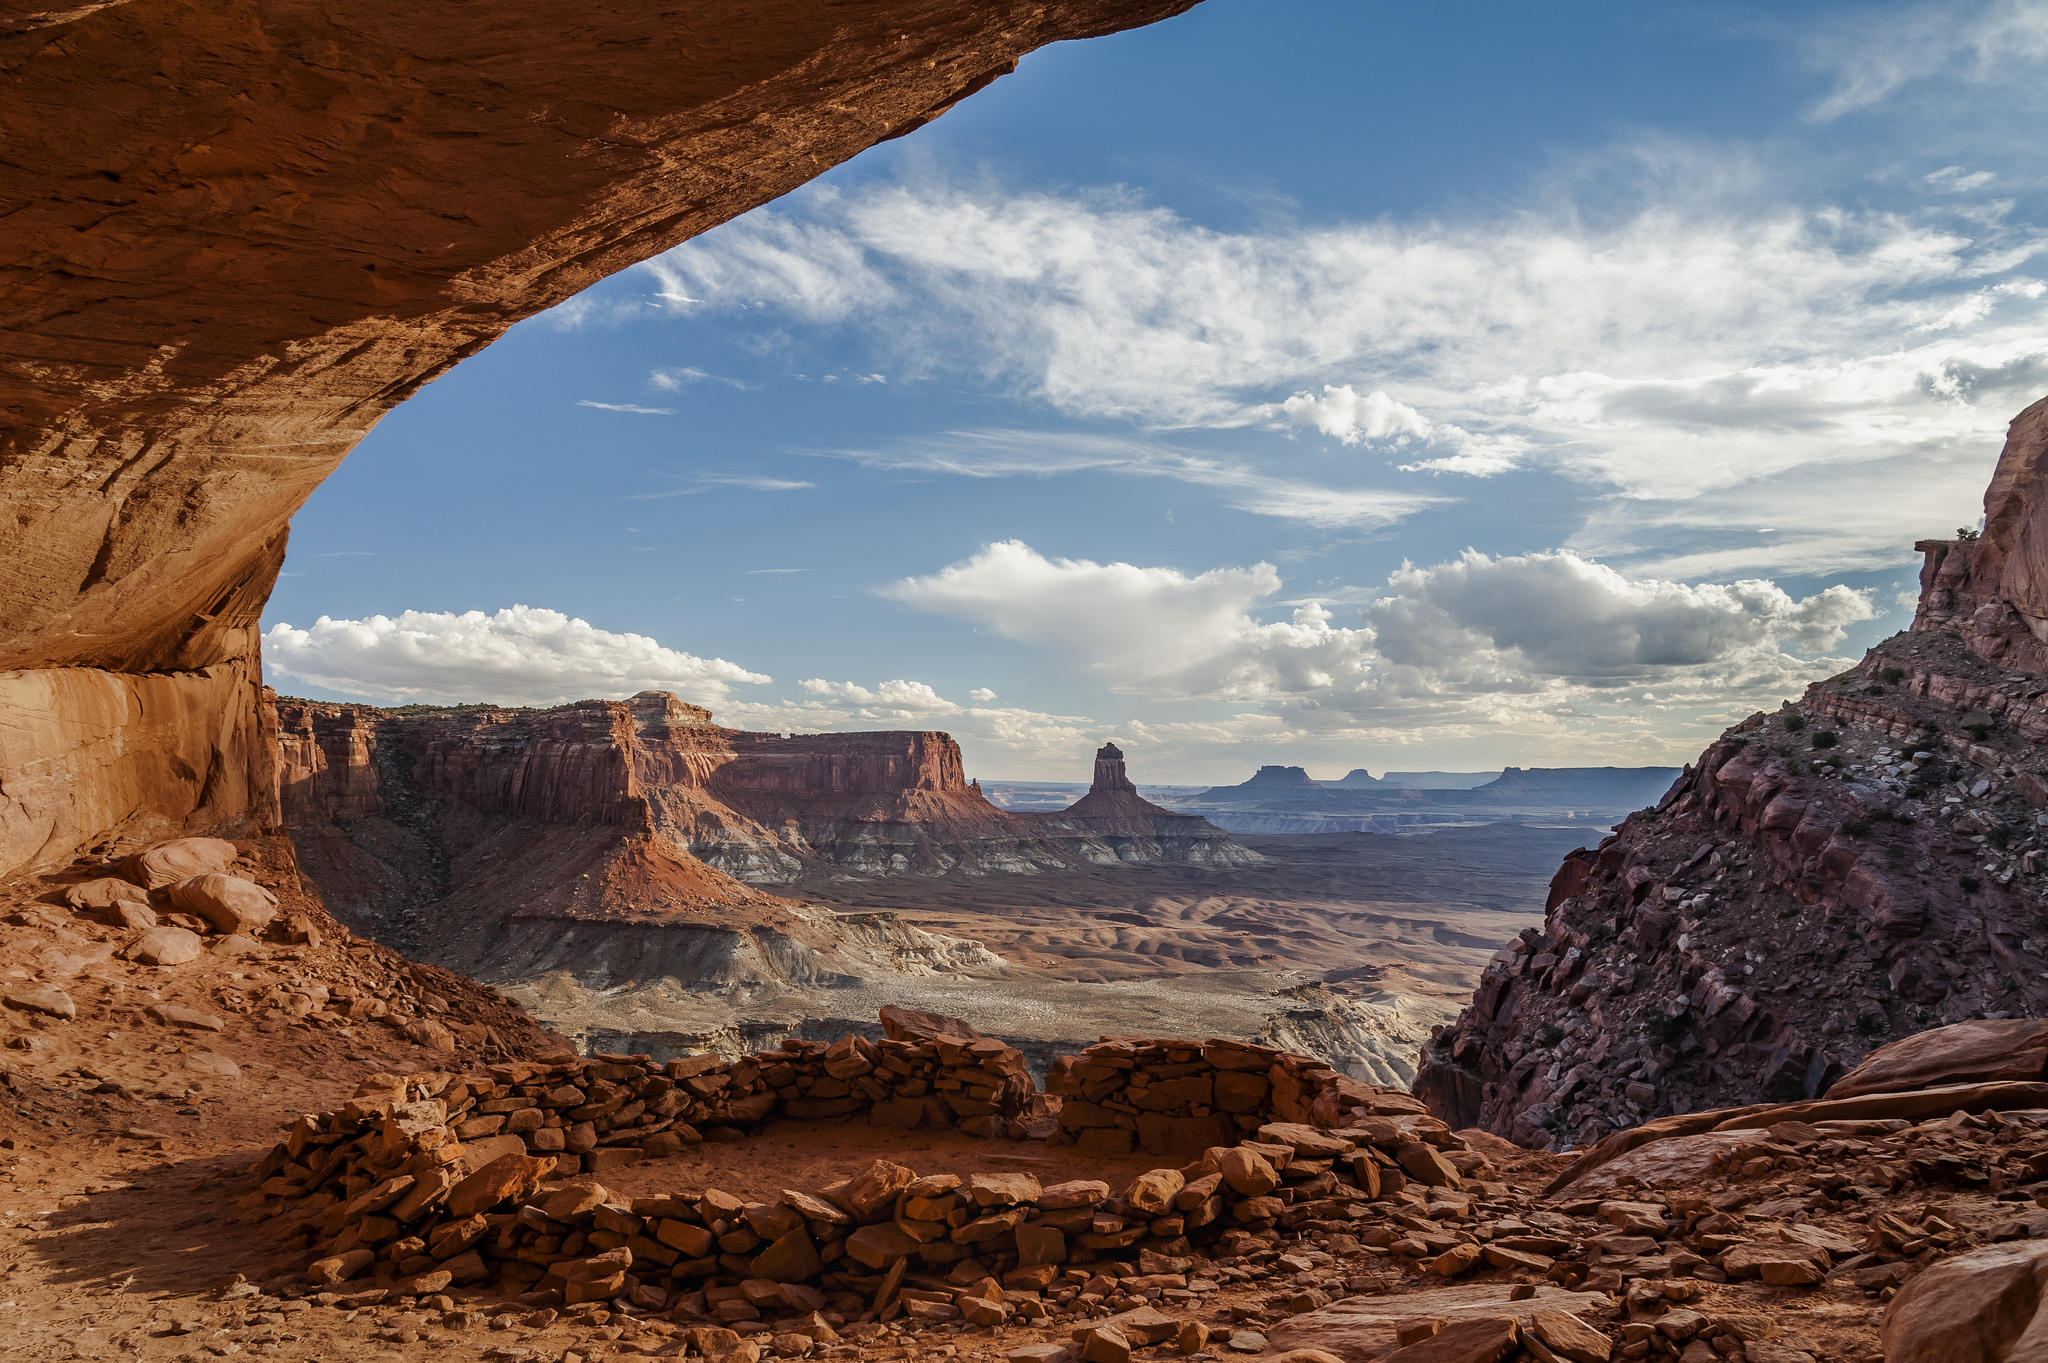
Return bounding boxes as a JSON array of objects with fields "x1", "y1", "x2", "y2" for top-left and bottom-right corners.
[{"x1": 0, "y1": 0, "x2": 1199, "y2": 878}]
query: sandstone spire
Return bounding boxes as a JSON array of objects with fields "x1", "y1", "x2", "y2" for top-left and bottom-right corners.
[{"x1": 1090, "y1": 741, "x2": 1137, "y2": 795}]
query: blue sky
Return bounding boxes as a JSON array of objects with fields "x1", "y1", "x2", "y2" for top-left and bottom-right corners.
[{"x1": 264, "y1": 0, "x2": 2048, "y2": 783}]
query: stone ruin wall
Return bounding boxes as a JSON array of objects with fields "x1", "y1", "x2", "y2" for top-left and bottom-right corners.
[{"x1": 247, "y1": 1027, "x2": 1473, "y2": 1317}]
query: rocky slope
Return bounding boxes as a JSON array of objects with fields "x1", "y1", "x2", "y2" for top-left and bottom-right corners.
[
  {"x1": 12, "y1": 828, "x2": 2048, "y2": 1363},
  {"x1": 1417, "y1": 396, "x2": 2048, "y2": 1151},
  {"x1": 0, "y1": 0, "x2": 1201, "y2": 883}
]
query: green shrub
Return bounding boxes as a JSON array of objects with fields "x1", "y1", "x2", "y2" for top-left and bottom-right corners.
[
  {"x1": 1957, "y1": 526, "x2": 1980, "y2": 541},
  {"x1": 1642, "y1": 1012, "x2": 1689, "y2": 1047},
  {"x1": 1783, "y1": 712, "x2": 1806, "y2": 733},
  {"x1": 1812, "y1": 731, "x2": 1838, "y2": 749},
  {"x1": 1881, "y1": 667, "x2": 1904, "y2": 684},
  {"x1": 1961, "y1": 874, "x2": 1982, "y2": 893},
  {"x1": 1537, "y1": 1022, "x2": 1565, "y2": 1047}
]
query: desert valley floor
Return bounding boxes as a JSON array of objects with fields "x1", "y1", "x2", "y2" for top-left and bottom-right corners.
[{"x1": 505, "y1": 825, "x2": 1592, "y2": 1088}]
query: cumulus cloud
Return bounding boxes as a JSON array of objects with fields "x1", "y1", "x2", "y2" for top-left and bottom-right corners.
[
  {"x1": 1282, "y1": 386, "x2": 1433, "y2": 444},
  {"x1": 886, "y1": 541, "x2": 1871, "y2": 745},
  {"x1": 1801, "y1": 0, "x2": 2048, "y2": 120},
  {"x1": 640, "y1": 173, "x2": 2046, "y2": 569},
  {"x1": 969, "y1": 687, "x2": 998, "y2": 702},
  {"x1": 799, "y1": 678, "x2": 961, "y2": 715},
  {"x1": 1368, "y1": 551, "x2": 1874, "y2": 678},
  {"x1": 263, "y1": 606, "x2": 771, "y2": 708}
]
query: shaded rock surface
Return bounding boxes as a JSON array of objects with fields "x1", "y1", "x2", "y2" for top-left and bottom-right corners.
[
  {"x1": 0, "y1": 0, "x2": 1201, "y2": 880},
  {"x1": 1827, "y1": 1018, "x2": 2048, "y2": 1100},
  {"x1": 1418, "y1": 398, "x2": 2048, "y2": 1150}
]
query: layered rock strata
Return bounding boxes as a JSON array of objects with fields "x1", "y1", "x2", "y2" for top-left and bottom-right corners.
[
  {"x1": 1054, "y1": 743, "x2": 1255, "y2": 867},
  {"x1": 274, "y1": 696, "x2": 1248, "y2": 918},
  {"x1": 1417, "y1": 398, "x2": 2048, "y2": 1149},
  {"x1": 0, "y1": 0, "x2": 1201, "y2": 882}
]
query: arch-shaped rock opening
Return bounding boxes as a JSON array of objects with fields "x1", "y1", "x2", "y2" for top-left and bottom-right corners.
[{"x1": 0, "y1": 0, "x2": 1199, "y2": 878}]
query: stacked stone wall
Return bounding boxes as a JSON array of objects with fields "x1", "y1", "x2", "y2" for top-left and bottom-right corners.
[
  {"x1": 1046, "y1": 1036, "x2": 1428, "y2": 1155},
  {"x1": 246, "y1": 1030, "x2": 1471, "y2": 1318}
]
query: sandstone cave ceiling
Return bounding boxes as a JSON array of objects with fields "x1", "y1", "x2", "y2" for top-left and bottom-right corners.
[{"x1": 0, "y1": 0, "x2": 1200, "y2": 677}]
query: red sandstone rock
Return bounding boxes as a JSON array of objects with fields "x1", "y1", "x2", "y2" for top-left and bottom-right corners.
[
  {"x1": 1880, "y1": 1240, "x2": 2048, "y2": 1363},
  {"x1": 445, "y1": 1152, "x2": 553, "y2": 1218},
  {"x1": 165, "y1": 873, "x2": 278, "y2": 935},
  {"x1": 0, "y1": 0, "x2": 1201, "y2": 880},
  {"x1": 1826, "y1": 1017, "x2": 2048, "y2": 1097},
  {"x1": 125, "y1": 924, "x2": 202, "y2": 966},
  {"x1": 120, "y1": 838, "x2": 239, "y2": 890},
  {"x1": 1419, "y1": 400, "x2": 2048, "y2": 1144}
]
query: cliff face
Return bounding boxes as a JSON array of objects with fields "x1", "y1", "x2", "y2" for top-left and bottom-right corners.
[
  {"x1": 0, "y1": 0, "x2": 1201, "y2": 881},
  {"x1": 1416, "y1": 398, "x2": 2048, "y2": 1149},
  {"x1": 275, "y1": 696, "x2": 1254, "y2": 914}
]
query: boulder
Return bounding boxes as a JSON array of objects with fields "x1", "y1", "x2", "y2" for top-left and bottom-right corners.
[
  {"x1": 1827, "y1": 1019, "x2": 2048, "y2": 1098},
  {"x1": 2, "y1": 984, "x2": 76, "y2": 1020},
  {"x1": 145, "y1": 1002, "x2": 224, "y2": 1031},
  {"x1": 126, "y1": 925, "x2": 202, "y2": 966},
  {"x1": 165, "y1": 873, "x2": 278, "y2": 935},
  {"x1": 752, "y1": 1228, "x2": 822, "y2": 1283},
  {"x1": 1217, "y1": 1147, "x2": 1280, "y2": 1197},
  {"x1": 879, "y1": 1004, "x2": 980, "y2": 1044},
  {"x1": 62, "y1": 877, "x2": 152, "y2": 910},
  {"x1": 1124, "y1": 1169, "x2": 1184, "y2": 1214},
  {"x1": 836, "y1": 1158, "x2": 916, "y2": 1217},
  {"x1": 94, "y1": 901, "x2": 158, "y2": 929},
  {"x1": 845, "y1": 1223, "x2": 920, "y2": 1269},
  {"x1": 1880, "y1": 1241, "x2": 2048, "y2": 1363},
  {"x1": 120, "y1": 837, "x2": 239, "y2": 890},
  {"x1": 1526, "y1": 1309, "x2": 1611, "y2": 1363},
  {"x1": 1555, "y1": 1131, "x2": 1755, "y2": 1194},
  {"x1": 445, "y1": 1152, "x2": 553, "y2": 1218},
  {"x1": 967, "y1": 1173, "x2": 1041, "y2": 1207}
]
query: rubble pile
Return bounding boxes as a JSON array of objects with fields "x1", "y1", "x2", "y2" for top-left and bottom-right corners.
[{"x1": 1047, "y1": 1037, "x2": 1434, "y2": 1156}]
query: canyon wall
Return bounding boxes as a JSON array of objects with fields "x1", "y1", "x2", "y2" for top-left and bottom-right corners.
[
  {"x1": 1416, "y1": 398, "x2": 2048, "y2": 1149},
  {"x1": 275, "y1": 694, "x2": 1248, "y2": 901},
  {"x1": 0, "y1": 0, "x2": 1200, "y2": 881}
]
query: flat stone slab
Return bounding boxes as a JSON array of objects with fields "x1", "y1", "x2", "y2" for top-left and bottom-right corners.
[{"x1": 1264, "y1": 1283, "x2": 1607, "y2": 1362}]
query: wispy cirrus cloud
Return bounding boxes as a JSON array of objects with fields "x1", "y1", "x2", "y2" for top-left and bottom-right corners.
[
  {"x1": 819, "y1": 427, "x2": 1444, "y2": 530},
  {"x1": 630, "y1": 473, "x2": 816, "y2": 501},
  {"x1": 650, "y1": 366, "x2": 758, "y2": 392},
  {"x1": 1799, "y1": 0, "x2": 2048, "y2": 121},
  {"x1": 639, "y1": 172, "x2": 2046, "y2": 571},
  {"x1": 577, "y1": 399, "x2": 674, "y2": 416}
]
